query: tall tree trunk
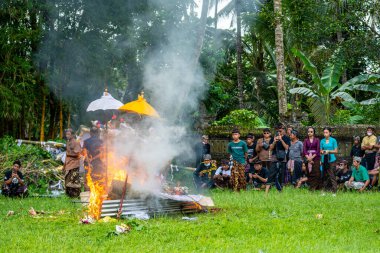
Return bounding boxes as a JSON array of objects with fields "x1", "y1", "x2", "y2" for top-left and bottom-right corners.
[
  {"x1": 40, "y1": 93, "x2": 46, "y2": 141},
  {"x1": 194, "y1": 0, "x2": 209, "y2": 64},
  {"x1": 236, "y1": 0, "x2": 244, "y2": 109},
  {"x1": 274, "y1": 0, "x2": 287, "y2": 121},
  {"x1": 67, "y1": 108, "x2": 71, "y2": 129}
]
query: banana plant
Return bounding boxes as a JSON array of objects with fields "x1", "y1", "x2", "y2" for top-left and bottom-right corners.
[{"x1": 289, "y1": 48, "x2": 380, "y2": 124}]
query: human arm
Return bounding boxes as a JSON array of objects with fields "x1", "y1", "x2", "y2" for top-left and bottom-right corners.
[
  {"x1": 359, "y1": 180, "x2": 370, "y2": 192},
  {"x1": 252, "y1": 173, "x2": 267, "y2": 183}
]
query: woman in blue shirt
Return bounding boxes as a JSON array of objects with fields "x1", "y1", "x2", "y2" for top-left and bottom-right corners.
[{"x1": 320, "y1": 127, "x2": 338, "y2": 193}]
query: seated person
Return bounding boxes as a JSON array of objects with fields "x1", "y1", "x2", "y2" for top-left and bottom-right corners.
[
  {"x1": 2, "y1": 160, "x2": 28, "y2": 197},
  {"x1": 213, "y1": 159, "x2": 231, "y2": 189},
  {"x1": 248, "y1": 159, "x2": 269, "y2": 190},
  {"x1": 336, "y1": 160, "x2": 352, "y2": 188},
  {"x1": 345, "y1": 157, "x2": 370, "y2": 192},
  {"x1": 296, "y1": 163, "x2": 308, "y2": 188},
  {"x1": 193, "y1": 154, "x2": 217, "y2": 189}
]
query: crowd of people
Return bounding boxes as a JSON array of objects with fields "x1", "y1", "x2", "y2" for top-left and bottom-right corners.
[
  {"x1": 193, "y1": 125, "x2": 380, "y2": 195},
  {"x1": 2, "y1": 124, "x2": 379, "y2": 198}
]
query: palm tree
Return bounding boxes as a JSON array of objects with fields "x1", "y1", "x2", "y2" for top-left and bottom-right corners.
[
  {"x1": 289, "y1": 49, "x2": 380, "y2": 124},
  {"x1": 273, "y1": 0, "x2": 287, "y2": 121}
]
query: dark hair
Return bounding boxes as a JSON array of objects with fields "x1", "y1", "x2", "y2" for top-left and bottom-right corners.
[
  {"x1": 291, "y1": 130, "x2": 299, "y2": 138},
  {"x1": 275, "y1": 123, "x2": 285, "y2": 130},
  {"x1": 247, "y1": 133, "x2": 254, "y2": 139},
  {"x1": 367, "y1": 126, "x2": 375, "y2": 131},
  {"x1": 220, "y1": 159, "x2": 229, "y2": 165},
  {"x1": 13, "y1": 160, "x2": 21, "y2": 167},
  {"x1": 232, "y1": 128, "x2": 240, "y2": 134},
  {"x1": 323, "y1": 127, "x2": 332, "y2": 133},
  {"x1": 262, "y1": 128, "x2": 270, "y2": 133},
  {"x1": 307, "y1": 126, "x2": 315, "y2": 134},
  {"x1": 65, "y1": 128, "x2": 75, "y2": 135}
]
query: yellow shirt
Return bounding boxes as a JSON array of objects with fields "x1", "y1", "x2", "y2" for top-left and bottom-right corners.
[{"x1": 361, "y1": 135, "x2": 377, "y2": 153}]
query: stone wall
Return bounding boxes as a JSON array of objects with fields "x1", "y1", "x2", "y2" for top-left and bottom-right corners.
[{"x1": 204, "y1": 125, "x2": 379, "y2": 161}]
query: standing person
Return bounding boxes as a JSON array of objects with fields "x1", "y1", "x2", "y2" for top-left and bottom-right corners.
[
  {"x1": 256, "y1": 128, "x2": 273, "y2": 170},
  {"x1": 63, "y1": 128, "x2": 82, "y2": 198},
  {"x1": 246, "y1": 133, "x2": 257, "y2": 182},
  {"x1": 361, "y1": 127, "x2": 377, "y2": 171},
  {"x1": 83, "y1": 127, "x2": 105, "y2": 190},
  {"x1": 344, "y1": 157, "x2": 370, "y2": 192},
  {"x1": 320, "y1": 127, "x2": 338, "y2": 194},
  {"x1": 194, "y1": 135, "x2": 211, "y2": 167},
  {"x1": 350, "y1": 136, "x2": 364, "y2": 159},
  {"x1": 269, "y1": 124, "x2": 291, "y2": 186},
  {"x1": 2, "y1": 160, "x2": 28, "y2": 197},
  {"x1": 288, "y1": 130, "x2": 303, "y2": 185},
  {"x1": 303, "y1": 127, "x2": 321, "y2": 190},
  {"x1": 227, "y1": 129, "x2": 248, "y2": 191}
]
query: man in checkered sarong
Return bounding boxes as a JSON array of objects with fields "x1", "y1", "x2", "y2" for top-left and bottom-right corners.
[{"x1": 227, "y1": 129, "x2": 248, "y2": 191}]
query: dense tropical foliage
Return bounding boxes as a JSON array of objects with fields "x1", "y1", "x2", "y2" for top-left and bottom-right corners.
[{"x1": 1, "y1": 0, "x2": 379, "y2": 140}]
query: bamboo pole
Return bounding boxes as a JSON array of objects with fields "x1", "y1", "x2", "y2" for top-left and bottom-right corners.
[
  {"x1": 40, "y1": 94, "x2": 46, "y2": 141},
  {"x1": 59, "y1": 100, "x2": 63, "y2": 139}
]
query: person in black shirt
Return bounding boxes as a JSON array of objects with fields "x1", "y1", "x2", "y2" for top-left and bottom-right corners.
[
  {"x1": 336, "y1": 160, "x2": 352, "y2": 189},
  {"x1": 350, "y1": 136, "x2": 364, "y2": 159},
  {"x1": 194, "y1": 135, "x2": 211, "y2": 167},
  {"x1": 268, "y1": 123, "x2": 291, "y2": 190},
  {"x1": 246, "y1": 133, "x2": 257, "y2": 182},
  {"x1": 193, "y1": 154, "x2": 217, "y2": 190},
  {"x1": 248, "y1": 159, "x2": 269, "y2": 190},
  {"x1": 2, "y1": 160, "x2": 28, "y2": 197}
]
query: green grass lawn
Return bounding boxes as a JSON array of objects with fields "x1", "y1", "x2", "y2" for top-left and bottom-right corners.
[{"x1": 0, "y1": 189, "x2": 379, "y2": 253}]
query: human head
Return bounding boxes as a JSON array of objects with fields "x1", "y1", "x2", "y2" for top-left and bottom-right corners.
[
  {"x1": 202, "y1": 135, "x2": 209, "y2": 144},
  {"x1": 221, "y1": 159, "x2": 229, "y2": 170},
  {"x1": 232, "y1": 129, "x2": 240, "y2": 141},
  {"x1": 290, "y1": 130, "x2": 299, "y2": 141},
  {"x1": 246, "y1": 133, "x2": 254, "y2": 145},
  {"x1": 287, "y1": 125, "x2": 294, "y2": 136},
  {"x1": 323, "y1": 127, "x2": 332, "y2": 138},
  {"x1": 353, "y1": 156, "x2": 362, "y2": 168},
  {"x1": 253, "y1": 159, "x2": 262, "y2": 171},
  {"x1": 262, "y1": 128, "x2": 271, "y2": 138},
  {"x1": 367, "y1": 127, "x2": 375, "y2": 136},
  {"x1": 338, "y1": 160, "x2": 348, "y2": 170},
  {"x1": 13, "y1": 160, "x2": 21, "y2": 171},
  {"x1": 353, "y1": 136, "x2": 360, "y2": 145},
  {"x1": 65, "y1": 128, "x2": 75, "y2": 140},
  {"x1": 275, "y1": 123, "x2": 286, "y2": 135},
  {"x1": 203, "y1": 154, "x2": 212, "y2": 165},
  {"x1": 307, "y1": 127, "x2": 315, "y2": 137}
]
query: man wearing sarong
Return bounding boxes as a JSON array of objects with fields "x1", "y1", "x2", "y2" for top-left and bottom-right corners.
[
  {"x1": 228, "y1": 129, "x2": 248, "y2": 191},
  {"x1": 64, "y1": 128, "x2": 82, "y2": 198}
]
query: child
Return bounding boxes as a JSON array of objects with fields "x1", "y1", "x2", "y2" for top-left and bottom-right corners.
[
  {"x1": 213, "y1": 159, "x2": 231, "y2": 189},
  {"x1": 227, "y1": 129, "x2": 248, "y2": 191}
]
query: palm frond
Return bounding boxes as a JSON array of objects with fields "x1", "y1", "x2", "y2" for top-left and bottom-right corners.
[
  {"x1": 308, "y1": 98, "x2": 327, "y2": 125},
  {"x1": 353, "y1": 84, "x2": 380, "y2": 93}
]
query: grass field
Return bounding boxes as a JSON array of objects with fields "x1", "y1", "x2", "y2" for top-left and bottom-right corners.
[{"x1": 0, "y1": 189, "x2": 379, "y2": 253}]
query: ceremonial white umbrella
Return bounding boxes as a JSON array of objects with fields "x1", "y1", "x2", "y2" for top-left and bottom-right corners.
[
  {"x1": 86, "y1": 89, "x2": 123, "y2": 112},
  {"x1": 86, "y1": 89, "x2": 123, "y2": 189}
]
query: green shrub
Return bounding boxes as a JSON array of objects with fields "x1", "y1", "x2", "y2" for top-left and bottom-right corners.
[{"x1": 212, "y1": 109, "x2": 267, "y2": 129}]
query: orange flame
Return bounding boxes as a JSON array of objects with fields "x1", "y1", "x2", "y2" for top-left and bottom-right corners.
[{"x1": 86, "y1": 166, "x2": 107, "y2": 220}]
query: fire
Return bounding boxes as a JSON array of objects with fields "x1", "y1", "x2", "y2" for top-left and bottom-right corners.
[{"x1": 86, "y1": 166, "x2": 107, "y2": 220}]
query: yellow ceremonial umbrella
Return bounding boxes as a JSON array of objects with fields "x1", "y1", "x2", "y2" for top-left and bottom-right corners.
[{"x1": 118, "y1": 92, "x2": 160, "y2": 118}]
